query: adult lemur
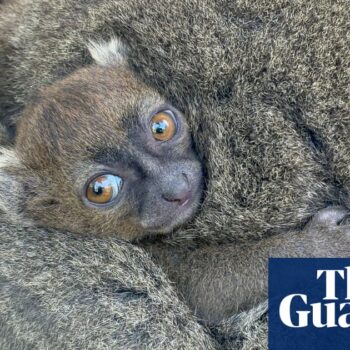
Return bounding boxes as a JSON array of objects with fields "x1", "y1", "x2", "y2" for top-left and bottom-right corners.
[
  {"x1": 1, "y1": 39, "x2": 350, "y2": 327},
  {"x1": 1, "y1": 0, "x2": 350, "y2": 349}
]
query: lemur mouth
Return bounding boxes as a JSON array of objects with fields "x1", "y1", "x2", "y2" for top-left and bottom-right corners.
[
  {"x1": 181, "y1": 198, "x2": 190, "y2": 207},
  {"x1": 141, "y1": 188, "x2": 201, "y2": 234}
]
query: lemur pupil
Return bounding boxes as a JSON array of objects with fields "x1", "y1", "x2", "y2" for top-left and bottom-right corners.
[
  {"x1": 154, "y1": 121, "x2": 167, "y2": 134},
  {"x1": 93, "y1": 184, "x2": 103, "y2": 195}
]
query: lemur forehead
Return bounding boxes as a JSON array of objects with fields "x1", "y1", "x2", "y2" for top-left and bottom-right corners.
[{"x1": 88, "y1": 38, "x2": 128, "y2": 67}]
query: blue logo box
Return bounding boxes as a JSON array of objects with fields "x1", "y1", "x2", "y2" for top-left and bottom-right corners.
[{"x1": 269, "y1": 258, "x2": 350, "y2": 350}]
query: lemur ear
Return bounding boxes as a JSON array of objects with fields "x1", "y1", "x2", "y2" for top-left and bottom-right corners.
[
  {"x1": 87, "y1": 37, "x2": 128, "y2": 67},
  {"x1": 0, "y1": 148, "x2": 32, "y2": 226}
]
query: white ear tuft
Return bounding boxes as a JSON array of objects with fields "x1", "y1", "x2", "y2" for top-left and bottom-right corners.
[
  {"x1": 87, "y1": 37, "x2": 128, "y2": 67},
  {"x1": 0, "y1": 148, "x2": 20, "y2": 168}
]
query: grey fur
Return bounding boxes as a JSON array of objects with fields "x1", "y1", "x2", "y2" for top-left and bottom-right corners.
[
  {"x1": 145, "y1": 207, "x2": 350, "y2": 324},
  {"x1": 213, "y1": 302, "x2": 268, "y2": 350},
  {"x1": 0, "y1": 224, "x2": 217, "y2": 350},
  {"x1": 1, "y1": 0, "x2": 350, "y2": 349}
]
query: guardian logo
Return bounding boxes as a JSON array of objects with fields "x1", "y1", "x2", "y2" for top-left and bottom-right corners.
[{"x1": 269, "y1": 259, "x2": 350, "y2": 350}]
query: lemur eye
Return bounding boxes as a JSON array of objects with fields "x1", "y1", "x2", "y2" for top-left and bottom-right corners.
[
  {"x1": 150, "y1": 111, "x2": 177, "y2": 141},
  {"x1": 86, "y1": 174, "x2": 123, "y2": 204}
]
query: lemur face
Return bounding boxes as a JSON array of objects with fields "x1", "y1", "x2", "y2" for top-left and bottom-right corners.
[{"x1": 15, "y1": 61, "x2": 203, "y2": 240}]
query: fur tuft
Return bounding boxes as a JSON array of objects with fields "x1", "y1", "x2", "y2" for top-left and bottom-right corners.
[
  {"x1": 0, "y1": 147, "x2": 19, "y2": 168},
  {"x1": 87, "y1": 38, "x2": 128, "y2": 67}
]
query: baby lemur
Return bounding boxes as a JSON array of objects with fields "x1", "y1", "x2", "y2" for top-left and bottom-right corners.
[
  {"x1": 2, "y1": 40, "x2": 203, "y2": 241},
  {"x1": 1, "y1": 39, "x2": 350, "y2": 325}
]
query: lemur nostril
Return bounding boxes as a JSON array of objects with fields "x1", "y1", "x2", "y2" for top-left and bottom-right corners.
[
  {"x1": 182, "y1": 173, "x2": 190, "y2": 185},
  {"x1": 162, "y1": 175, "x2": 191, "y2": 205}
]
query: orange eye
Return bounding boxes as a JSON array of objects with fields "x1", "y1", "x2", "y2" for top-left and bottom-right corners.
[
  {"x1": 150, "y1": 111, "x2": 177, "y2": 141},
  {"x1": 85, "y1": 174, "x2": 123, "y2": 205}
]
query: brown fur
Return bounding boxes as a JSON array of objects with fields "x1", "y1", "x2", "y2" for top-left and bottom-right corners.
[{"x1": 16, "y1": 66, "x2": 158, "y2": 239}]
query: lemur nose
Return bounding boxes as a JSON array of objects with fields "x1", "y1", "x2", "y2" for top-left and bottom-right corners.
[{"x1": 162, "y1": 174, "x2": 191, "y2": 206}]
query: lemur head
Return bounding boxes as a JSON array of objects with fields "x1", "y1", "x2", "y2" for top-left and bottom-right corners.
[{"x1": 1, "y1": 39, "x2": 203, "y2": 240}]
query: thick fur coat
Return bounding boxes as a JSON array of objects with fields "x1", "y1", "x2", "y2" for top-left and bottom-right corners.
[{"x1": 0, "y1": 0, "x2": 349, "y2": 349}]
